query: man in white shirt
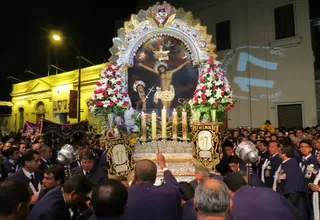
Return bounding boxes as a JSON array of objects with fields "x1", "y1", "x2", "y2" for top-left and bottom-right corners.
[{"x1": 7, "y1": 149, "x2": 41, "y2": 205}]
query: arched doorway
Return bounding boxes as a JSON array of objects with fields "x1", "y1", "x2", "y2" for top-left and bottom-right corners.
[
  {"x1": 18, "y1": 107, "x2": 24, "y2": 130},
  {"x1": 35, "y1": 101, "x2": 46, "y2": 123}
]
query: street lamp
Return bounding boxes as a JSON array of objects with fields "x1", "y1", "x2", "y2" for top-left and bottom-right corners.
[
  {"x1": 24, "y1": 70, "x2": 42, "y2": 78},
  {"x1": 52, "y1": 34, "x2": 82, "y2": 123},
  {"x1": 7, "y1": 76, "x2": 22, "y2": 82},
  {"x1": 52, "y1": 34, "x2": 61, "y2": 41}
]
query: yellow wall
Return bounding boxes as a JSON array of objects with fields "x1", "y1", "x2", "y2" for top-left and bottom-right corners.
[{"x1": 10, "y1": 64, "x2": 106, "y2": 131}]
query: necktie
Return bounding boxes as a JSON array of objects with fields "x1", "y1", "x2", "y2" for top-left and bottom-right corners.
[
  {"x1": 85, "y1": 171, "x2": 90, "y2": 176},
  {"x1": 30, "y1": 174, "x2": 39, "y2": 191}
]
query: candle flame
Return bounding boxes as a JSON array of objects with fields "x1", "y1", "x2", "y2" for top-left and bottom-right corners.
[{"x1": 182, "y1": 108, "x2": 185, "y2": 112}]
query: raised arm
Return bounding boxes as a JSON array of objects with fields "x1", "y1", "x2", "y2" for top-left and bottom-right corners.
[
  {"x1": 138, "y1": 63, "x2": 158, "y2": 74},
  {"x1": 171, "y1": 60, "x2": 189, "y2": 74},
  {"x1": 156, "y1": 152, "x2": 179, "y2": 187}
]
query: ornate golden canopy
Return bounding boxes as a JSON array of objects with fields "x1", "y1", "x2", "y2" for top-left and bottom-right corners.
[{"x1": 109, "y1": 1, "x2": 216, "y2": 67}]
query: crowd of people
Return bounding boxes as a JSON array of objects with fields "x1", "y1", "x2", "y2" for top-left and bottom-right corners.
[{"x1": 0, "y1": 120, "x2": 319, "y2": 219}]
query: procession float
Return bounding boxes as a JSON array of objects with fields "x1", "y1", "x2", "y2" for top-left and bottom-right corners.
[{"x1": 87, "y1": 1, "x2": 235, "y2": 184}]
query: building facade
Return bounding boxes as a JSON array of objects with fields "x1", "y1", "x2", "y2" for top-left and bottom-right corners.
[
  {"x1": 135, "y1": 0, "x2": 317, "y2": 129},
  {"x1": 9, "y1": 64, "x2": 105, "y2": 132},
  {"x1": 9, "y1": 0, "x2": 317, "y2": 131}
]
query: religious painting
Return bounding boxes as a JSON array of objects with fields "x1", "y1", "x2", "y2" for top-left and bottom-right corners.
[
  {"x1": 52, "y1": 99, "x2": 68, "y2": 113},
  {"x1": 128, "y1": 36, "x2": 198, "y2": 113}
]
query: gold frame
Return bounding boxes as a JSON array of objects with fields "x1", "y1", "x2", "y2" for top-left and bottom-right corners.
[
  {"x1": 106, "y1": 138, "x2": 135, "y2": 177},
  {"x1": 192, "y1": 122, "x2": 220, "y2": 168}
]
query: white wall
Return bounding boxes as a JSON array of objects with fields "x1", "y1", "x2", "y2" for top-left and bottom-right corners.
[{"x1": 171, "y1": 0, "x2": 316, "y2": 128}]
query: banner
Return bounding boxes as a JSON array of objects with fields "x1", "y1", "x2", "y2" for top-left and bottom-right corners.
[
  {"x1": 22, "y1": 121, "x2": 43, "y2": 142},
  {"x1": 42, "y1": 119, "x2": 89, "y2": 139}
]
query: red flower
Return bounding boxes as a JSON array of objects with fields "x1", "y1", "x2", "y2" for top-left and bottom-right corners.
[
  {"x1": 226, "y1": 106, "x2": 231, "y2": 110},
  {"x1": 123, "y1": 101, "x2": 129, "y2": 107},
  {"x1": 214, "y1": 102, "x2": 219, "y2": 106},
  {"x1": 201, "y1": 85, "x2": 206, "y2": 91}
]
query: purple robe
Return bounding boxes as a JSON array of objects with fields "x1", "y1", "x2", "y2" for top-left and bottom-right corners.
[
  {"x1": 227, "y1": 185, "x2": 299, "y2": 220},
  {"x1": 275, "y1": 158, "x2": 311, "y2": 219},
  {"x1": 263, "y1": 154, "x2": 282, "y2": 188},
  {"x1": 124, "y1": 170, "x2": 181, "y2": 220},
  {"x1": 182, "y1": 199, "x2": 197, "y2": 220}
]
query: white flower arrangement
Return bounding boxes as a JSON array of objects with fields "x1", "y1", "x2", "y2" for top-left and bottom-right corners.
[
  {"x1": 87, "y1": 63, "x2": 131, "y2": 115},
  {"x1": 189, "y1": 56, "x2": 235, "y2": 112}
]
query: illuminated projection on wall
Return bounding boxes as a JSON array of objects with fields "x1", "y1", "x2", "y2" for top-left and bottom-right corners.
[{"x1": 219, "y1": 46, "x2": 285, "y2": 102}]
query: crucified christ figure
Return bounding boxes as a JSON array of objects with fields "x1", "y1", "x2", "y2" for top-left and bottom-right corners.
[{"x1": 138, "y1": 60, "x2": 189, "y2": 108}]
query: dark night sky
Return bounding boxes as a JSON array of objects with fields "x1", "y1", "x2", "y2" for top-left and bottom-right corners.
[
  {"x1": 0, "y1": 0, "x2": 138, "y2": 104},
  {"x1": 0, "y1": 0, "x2": 319, "y2": 112}
]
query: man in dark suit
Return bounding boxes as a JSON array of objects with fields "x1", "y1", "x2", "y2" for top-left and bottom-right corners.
[
  {"x1": 261, "y1": 141, "x2": 282, "y2": 188},
  {"x1": 7, "y1": 149, "x2": 41, "y2": 205},
  {"x1": 0, "y1": 179, "x2": 32, "y2": 220},
  {"x1": 71, "y1": 151, "x2": 108, "y2": 186},
  {"x1": 89, "y1": 179, "x2": 128, "y2": 220},
  {"x1": 25, "y1": 175, "x2": 92, "y2": 220},
  {"x1": 124, "y1": 152, "x2": 181, "y2": 220},
  {"x1": 227, "y1": 156, "x2": 265, "y2": 188},
  {"x1": 39, "y1": 145, "x2": 53, "y2": 171},
  {"x1": 70, "y1": 145, "x2": 89, "y2": 169},
  {"x1": 3, "y1": 146, "x2": 21, "y2": 176},
  {"x1": 37, "y1": 165, "x2": 65, "y2": 202},
  {"x1": 0, "y1": 152, "x2": 8, "y2": 181},
  {"x1": 38, "y1": 145, "x2": 53, "y2": 181}
]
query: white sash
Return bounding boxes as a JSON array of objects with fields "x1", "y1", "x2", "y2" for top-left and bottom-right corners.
[
  {"x1": 272, "y1": 164, "x2": 282, "y2": 191},
  {"x1": 299, "y1": 162, "x2": 306, "y2": 173},
  {"x1": 313, "y1": 175, "x2": 320, "y2": 220},
  {"x1": 261, "y1": 159, "x2": 270, "y2": 183},
  {"x1": 29, "y1": 181, "x2": 41, "y2": 196}
]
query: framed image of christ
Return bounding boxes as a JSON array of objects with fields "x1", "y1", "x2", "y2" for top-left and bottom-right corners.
[{"x1": 128, "y1": 36, "x2": 198, "y2": 113}]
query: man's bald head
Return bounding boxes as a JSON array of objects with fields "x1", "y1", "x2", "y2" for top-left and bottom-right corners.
[
  {"x1": 134, "y1": 159, "x2": 157, "y2": 184},
  {"x1": 195, "y1": 179, "x2": 230, "y2": 217}
]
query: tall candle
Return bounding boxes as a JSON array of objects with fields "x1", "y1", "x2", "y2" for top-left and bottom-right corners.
[
  {"x1": 161, "y1": 107, "x2": 167, "y2": 139},
  {"x1": 151, "y1": 111, "x2": 157, "y2": 139},
  {"x1": 141, "y1": 112, "x2": 147, "y2": 141},
  {"x1": 172, "y1": 108, "x2": 178, "y2": 139},
  {"x1": 182, "y1": 109, "x2": 187, "y2": 139}
]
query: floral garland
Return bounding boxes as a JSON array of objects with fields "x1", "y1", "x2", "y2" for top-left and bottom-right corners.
[
  {"x1": 189, "y1": 56, "x2": 235, "y2": 113},
  {"x1": 87, "y1": 63, "x2": 131, "y2": 115}
]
